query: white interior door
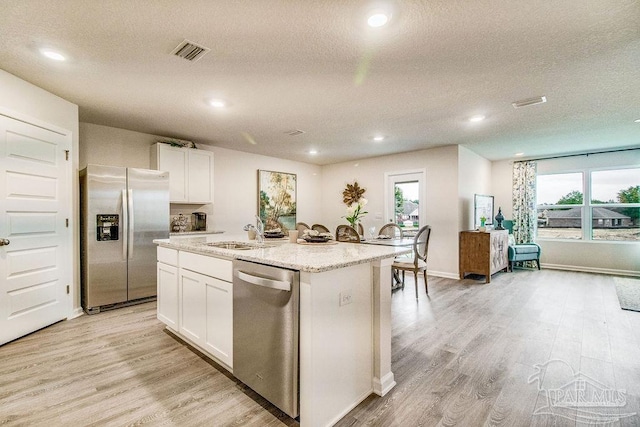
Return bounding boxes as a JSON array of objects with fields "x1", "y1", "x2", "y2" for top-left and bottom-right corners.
[{"x1": 0, "y1": 114, "x2": 71, "y2": 345}]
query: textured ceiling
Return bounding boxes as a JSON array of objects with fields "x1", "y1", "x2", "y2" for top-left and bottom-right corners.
[{"x1": 1, "y1": 0, "x2": 639, "y2": 165}]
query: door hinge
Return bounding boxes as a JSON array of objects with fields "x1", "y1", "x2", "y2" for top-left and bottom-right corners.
[
  {"x1": 66, "y1": 285, "x2": 70, "y2": 294},
  {"x1": 64, "y1": 150, "x2": 69, "y2": 161},
  {"x1": 66, "y1": 218, "x2": 69, "y2": 227}
]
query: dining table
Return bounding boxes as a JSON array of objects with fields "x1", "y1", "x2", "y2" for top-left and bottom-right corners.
[
  {"x1": 360, "y1": 237, "x2": 415, "y2": 247},
  {"x1": 361, "y1": 237, "x2": 415, "y2": 290}
]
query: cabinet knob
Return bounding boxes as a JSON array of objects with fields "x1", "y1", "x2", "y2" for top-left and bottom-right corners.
[{"x1": 0, "y1": 238, "x2": 10, "y2": 246}]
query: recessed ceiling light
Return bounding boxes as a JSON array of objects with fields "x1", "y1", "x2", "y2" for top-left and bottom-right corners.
[
  {"x1": 308, "y1": 150, "x2": 318, "y2": 155},
  {"x1": 373, "y1": 135, "x2": 385, "y2": 141},
  {"x1": 208, "y1": 99, "x2": 226, "y2": 108},
  {"x1": 40, "y1": 49, "x2": 65, "y2": 61},
  {"x1": 367, "y1": 12, "x2": 390, "y2": 27},
  {"x1": 469, "y1": 115, "x2": 485, "y2": 122},
  {"x1": 515, "y1": 152, "x2": 524, "y2": 157},
  {"x1": 635, "y1": 118, "x2": 640, "y2": 123}
]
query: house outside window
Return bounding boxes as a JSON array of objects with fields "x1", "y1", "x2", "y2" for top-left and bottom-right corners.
[
  {"x1": 536, "y1": 172, "x2": 584, "y2": 240},
  {"x1": 590, "y1": 168, "x2": 639, "y2": 241},
  {"x1": 536, "y1": 167, "x2": 639, "y2": 242}
]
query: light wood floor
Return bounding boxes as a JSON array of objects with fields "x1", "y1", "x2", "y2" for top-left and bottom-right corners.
[{"x1": 1, "y1": 269, "x2": 639, "y2": 426}]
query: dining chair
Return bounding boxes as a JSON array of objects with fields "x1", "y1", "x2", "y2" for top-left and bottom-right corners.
[
  {"x1": 335, "y1": 225, "x2": 361, "y2": 243},
  {"x1": 378, "y1": 223, "x2": 404, "y2": 239},
  {"x1": 311, "y1": 223, "x2": 330, "y2": 233},
  {"x1": 296, "y1": 222, "x2": 310, "y2": 234},
  {"x1": 392, "y1": 225, "x2": 431, "y2": 298}
]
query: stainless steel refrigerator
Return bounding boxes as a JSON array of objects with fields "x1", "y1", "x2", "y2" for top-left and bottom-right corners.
[{"x1": 80, "y1": 164, "x2": 169, "y2": 314}]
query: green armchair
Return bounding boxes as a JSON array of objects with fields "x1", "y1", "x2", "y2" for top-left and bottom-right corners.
[{"x1": 503, "y1": 220, "x2": 541, "y2": 271}]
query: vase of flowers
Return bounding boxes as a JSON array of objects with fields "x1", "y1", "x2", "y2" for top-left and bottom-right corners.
[{"x1": 345, "y1": 198, "x2": 368, "y2": 229}]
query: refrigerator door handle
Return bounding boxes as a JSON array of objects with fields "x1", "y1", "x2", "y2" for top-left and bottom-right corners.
[
  {"x1": 122, "y1": 189, "x2": 128, "y2": 260},
  {"x1": 127, "y1": 189, "x2": 134, "y2": 259}
]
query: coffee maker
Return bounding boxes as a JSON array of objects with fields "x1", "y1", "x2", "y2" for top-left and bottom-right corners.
[{"x1": 192, "y1": 212, "x2": 207, "y2": 231}]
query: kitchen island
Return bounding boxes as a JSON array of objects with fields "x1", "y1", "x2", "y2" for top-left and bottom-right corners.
[{"x1": 155, "y1": 234, "x2": 410, "y2": 427}]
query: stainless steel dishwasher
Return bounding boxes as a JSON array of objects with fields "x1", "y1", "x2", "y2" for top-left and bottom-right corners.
[{"x1": 233, "y1": 259, "x2": 300, "y2": 419}]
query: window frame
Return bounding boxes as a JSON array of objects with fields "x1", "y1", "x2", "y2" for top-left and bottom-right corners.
[{"x1": 536, "y1": 166, "x2": 639, "y2": 243}]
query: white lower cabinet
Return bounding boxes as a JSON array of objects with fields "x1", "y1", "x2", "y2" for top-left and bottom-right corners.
[
  {"x1": 157, "y1": 247, "x2": 179, "y2": 330},
  {"x1": 157, "y1": 262, "x2": 178, "y2": 329},
  {"x1": 179, "y1": 268, "x2": 207, "y2": 344},
  {"x1": 204, "y1": 276, "x2": 233, "y2": 366},
  {"x1": 157, "y1": 247, "x2": 233, "y2": 369}
]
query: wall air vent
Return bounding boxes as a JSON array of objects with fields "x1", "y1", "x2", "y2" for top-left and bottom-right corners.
[
  {"x1": 171, "y1": 39, "x2": 210, "y2": 62},
  {"x1": 512, "y1": 96, "x2": 547, "y2": 108},
  {"x1": 285, "y1": 129, "x2": 305, "y2": 136}
]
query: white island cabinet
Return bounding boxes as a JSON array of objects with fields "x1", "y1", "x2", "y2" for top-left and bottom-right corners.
[
  {"x1": 178, "y1": 251, "x2": 233, "y2": 368},
  {"x1": 155, "y1": 235, "x2": 410, "y2": 427},
  {"x1": 156, "y1": 247, "x2": 178, "y2": 329}
]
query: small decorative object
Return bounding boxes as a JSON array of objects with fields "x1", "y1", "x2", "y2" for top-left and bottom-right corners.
[
  {"x1": 342, "y1": 181, "x2": 368, "y2": 228},
  {"x1": 343, "y1": 181, "x2": 366, "y2": 205},
  {"x1": 494, "y1": 207, "x2": 505, "y2": 230},
  {"x1": 171, "y1": 213, "x2": 188, "y2": 232},
  {"x1": 479, "y1": 216, "x2": 487, "y2": 231},
  {"x1": 159, "y1": 139, "x2": 196, "y2": 149}
]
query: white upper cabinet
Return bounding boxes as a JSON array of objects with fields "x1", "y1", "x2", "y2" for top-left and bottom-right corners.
[{"x1": 151, "y1": 143, "x2": 213, "y2": 203}]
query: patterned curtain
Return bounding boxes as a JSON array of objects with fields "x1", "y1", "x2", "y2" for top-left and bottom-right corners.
[{"x1": 512, "y1": 161, "x2": 537, "y2": 244}]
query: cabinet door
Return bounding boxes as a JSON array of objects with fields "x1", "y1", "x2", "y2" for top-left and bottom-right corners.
[
  {"x1": 204, "y1": 277, "x2": 233, "y2": 367},
  {"x1": 157, "y1": 144, "x2": 188, "y2": 202},
  {"x1": 187, "y1": 150, "x2": 213, "y2": 203},
  {"x1": 157, "y1": 262, "x2": 178, "y2": 329},
  {"x1": 179, "y1": 268, "x2": 206, "y2": 345}
]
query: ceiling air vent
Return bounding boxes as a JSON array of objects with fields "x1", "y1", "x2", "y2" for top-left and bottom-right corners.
[
  {"x1": 512, "y1": 96, "x2": 547, "y2": 108},
  {"x1": 285, "y1": 129, "x2": 305, "y2": 136},
  {"x1": 171, "y1": 39, "x2": 210, "y2": 62}
]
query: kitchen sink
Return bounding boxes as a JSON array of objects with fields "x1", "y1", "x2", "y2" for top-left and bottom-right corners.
[{"x1": 205, "y1": 241, "x2": 274, "y2": 250}]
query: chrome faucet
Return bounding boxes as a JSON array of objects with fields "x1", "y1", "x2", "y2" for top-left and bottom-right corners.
[{"x1": 255, "y1": 215, "x2": 265, "y2": 243}]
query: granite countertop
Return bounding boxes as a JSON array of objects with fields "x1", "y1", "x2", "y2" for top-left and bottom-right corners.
[
  {"x1": 169, "y1": 230, "x2": 225, "y2": 236},
  {"x1": 154, "y1": 233, "x2": 411, "y2": 273}
]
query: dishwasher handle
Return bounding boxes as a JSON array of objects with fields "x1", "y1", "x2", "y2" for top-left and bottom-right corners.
[{"x1": 236, "y1": 270, "x2": 291, "y2": 292}]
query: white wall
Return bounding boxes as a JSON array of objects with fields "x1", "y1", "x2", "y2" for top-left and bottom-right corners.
[
  {"x1": 491, "y1": 159, "x2": 513, "y2": 220},
  {"x1": 79, "y1": 123, "x2": 323, "y2": 234},
  {"x1": 80, "y1": 122, "x2": 158, "y2": 169},
  {"x1": 208, "y1": 145, "x2": 322, "y2": 234},
  {"x1": 458, "y1": 146, "x2": 492, "y2": 231},
  {"x1": 0, "y1": 69, "x2": 80, "y2": 314},
  {"x1": 490, "y1": 152, "x2": 640, "y2": 275},
  {"x1": 320, "y1": 145, "x2": 460, "y2": 278}
]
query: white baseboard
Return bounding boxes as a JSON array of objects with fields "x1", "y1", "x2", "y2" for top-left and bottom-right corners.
[
  {"x1": 373, "y1": 372, "x2": 396, "y2": 396},
  {"x1": 68, "y1": 307, "x2": 84, "y2": 319},
  {"x1": 428, "y1": 270, "x2": 460, "y2": 280},
  {"x1": 542, "y1": 263, "x2": 640, "y2": 277}
]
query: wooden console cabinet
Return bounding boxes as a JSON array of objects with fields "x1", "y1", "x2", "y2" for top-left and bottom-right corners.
[{"x1": 459, "y1": 230, "x2": 508, "y2": 283}]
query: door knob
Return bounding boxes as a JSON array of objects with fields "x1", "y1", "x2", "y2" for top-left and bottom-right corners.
[{"x1": 0, "y1": 238, "x2": 10, "y2": 246}]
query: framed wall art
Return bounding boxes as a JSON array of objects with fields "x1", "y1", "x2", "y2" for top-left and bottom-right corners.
[
  {"x1": 474, "y1": 194, "x2": 494, "y2": 228},
  {"x1": 258, "y1": 170, "x2": 297, "y2": 232}
]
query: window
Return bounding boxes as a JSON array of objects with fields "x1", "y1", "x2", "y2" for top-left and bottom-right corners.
[
  {"x1": 536, "y1": 167, "x2": 639, "y2": 241},
  {"x1": 536, "y1": 172, "x2": 583, "y2": 240},
  {"x1": 590, "y1": 168, "x2": 640, "y2": 241},
  {"x1": 384, "y1": 170, "x2": 426, "y2": 237}
]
